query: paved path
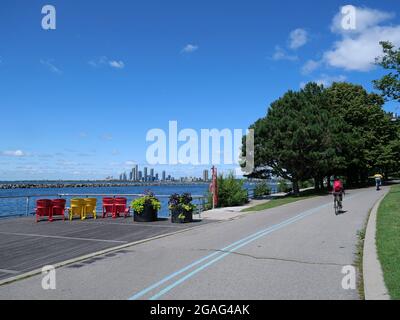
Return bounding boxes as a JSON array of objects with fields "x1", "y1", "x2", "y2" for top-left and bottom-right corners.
[{"x1": 0, "y1": 186, "x2": 385, "y2": 300}]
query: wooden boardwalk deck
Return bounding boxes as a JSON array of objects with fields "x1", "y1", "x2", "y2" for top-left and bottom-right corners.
[{"x1": 0, "y1": 215, "x2": 210, "y2": 281}]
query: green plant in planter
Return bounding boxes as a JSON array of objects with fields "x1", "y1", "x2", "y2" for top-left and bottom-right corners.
[
  {"x1": 169, "y1": 193, "x2": 196, "y2": 222},
  {"x1": 178, "y1": 213, "x2": 186, "y2": 220},
  {"x1": 131, "y1": 191, "x2": 161, "y2": 214}
]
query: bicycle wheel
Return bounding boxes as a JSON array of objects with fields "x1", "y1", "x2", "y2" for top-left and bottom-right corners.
[{"x1": 334, "y1": 197, "x2": 339, "y2": 215}]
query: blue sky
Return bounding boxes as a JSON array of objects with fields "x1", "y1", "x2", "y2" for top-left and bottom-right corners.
[{"x1": 0, "y1": 0, "x2": 399, "y2": 180}]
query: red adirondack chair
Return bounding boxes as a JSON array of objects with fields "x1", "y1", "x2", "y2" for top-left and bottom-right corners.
[
  {"x1": 114, "y1": 197, "x2": 130, "y2": 218},
  {"x1": 102, "y1": 198, "x2": 115, "y2": 218},
  {"x1": 35, "y1": 199, "x2": 53, "y2": 222},
  {"x1": 51, "y1": 199, "x2": 66, "y2": 221}
]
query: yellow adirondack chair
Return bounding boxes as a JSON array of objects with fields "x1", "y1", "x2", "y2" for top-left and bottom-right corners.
[
  {"x1": 69, "y1": 198, "x2": 85, "y2": 221},
  {"x1": 83, "y1": 198, "x2": 97, "y2": 220}
]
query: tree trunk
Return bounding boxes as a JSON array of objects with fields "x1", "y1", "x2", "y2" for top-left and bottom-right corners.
[
  {"x1": 314, "y1": 178, "x2": 320, "y2": 191},
  {"x1": 292, "y1": 180, "x2": 300, "y2": 196},
  {"x1": 326, "y1": 176, "x2": 331, "y2": 191},
  {"x1": 319, "y1": 177, "x2": 324, "y2": 190}
]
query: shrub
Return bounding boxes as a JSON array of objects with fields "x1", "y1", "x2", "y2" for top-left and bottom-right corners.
[
  {"x1": 299, "y1": 179, "x2": 314, "y2": 189},
  {"x1": 278, "y1": 180, "x2": 292, "y2": 193},
  {"x1": 206, "y1": 172, "x2": 249, "y2": 209},
  {"x1": 253, "y1": 181, "x2": 271, "y2": 198}
]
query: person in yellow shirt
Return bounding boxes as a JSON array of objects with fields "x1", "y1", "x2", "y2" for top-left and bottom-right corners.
[{"x1": 373, "y1": 173, "x2": 383, "y2": 191}]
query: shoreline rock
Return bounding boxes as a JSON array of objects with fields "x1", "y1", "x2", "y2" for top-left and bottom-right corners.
[{"x1": 0, "y1": 181, "x2": 210, "y2": 190}]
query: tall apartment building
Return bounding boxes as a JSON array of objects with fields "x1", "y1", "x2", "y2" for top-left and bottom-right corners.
[
  {"x1": 134, "y1": 164, "x2": 139, "y2": 181},
  {"x1": 203, "y1": 169, "x2": 209, "y2": 181}
]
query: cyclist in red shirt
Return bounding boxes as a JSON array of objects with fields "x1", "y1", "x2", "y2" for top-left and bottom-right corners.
[
  {"x1": 333, "y1": 179, "x2": 343, "y2": 193},
  {"x1": 332, "y1": 177, "x2": 345, "y2": 213}
]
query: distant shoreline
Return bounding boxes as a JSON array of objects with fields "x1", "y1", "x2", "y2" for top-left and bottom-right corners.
[{"x1": 0, "y1": 181, "x2": 213, "y2": 190}]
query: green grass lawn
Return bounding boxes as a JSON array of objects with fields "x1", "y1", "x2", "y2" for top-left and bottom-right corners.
[
  {"x1": 376, "y1": 184, "x2": 400, "y2": 300},
  {"x1": 241, "y1": 191, "x2": 321, "y2": 212}
]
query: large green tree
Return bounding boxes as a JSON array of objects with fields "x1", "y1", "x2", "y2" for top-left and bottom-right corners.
[
  {"x1": 373, "y1": 41, "x2": 400, "y2": 178},
  {"x1": 246, "y1": 83, "x2": 338, "y2": 194},
  {"x1": 325, "y1": 82, "x2": 398, "y2": 185},
  {"x1": 373, "y1": 41, "x2": 400, "y2": 103},
  {"x1": 301, "y1": 83, "x2": 346, "y2": 189}
]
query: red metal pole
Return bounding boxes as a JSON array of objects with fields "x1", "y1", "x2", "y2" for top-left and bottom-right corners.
[{"x1": 211, "y1": 166, "x2": 218, "y2": 208}]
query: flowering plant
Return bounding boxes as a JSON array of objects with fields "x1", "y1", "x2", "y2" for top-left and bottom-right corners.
[
  {"x1": 168, "y1": 193, "x2": 196, "y2": 212},
  {"x1": 168, "y1": 193, "x2": 180, "y2": 209},
  {"x1": 131, "y1": 191, "x2": 161, "y2": 214}
]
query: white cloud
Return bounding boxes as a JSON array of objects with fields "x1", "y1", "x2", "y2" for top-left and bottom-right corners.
[
  {"x1": 100, "y1": 133, "x2": 113, "y2": 141},
  {"x1": 270, "y1": 29, "x2": 306, "y2": 64},
  {"x1": 301, "y1": 59, "x2": 321, "y2": 74},
  {"x1": 300, "y1": 74, "x2": 347, "y2": 88},
  {"x1": 124, "y1": 160, "x2": 137, "y2": 166},
  {"x1": 89, "y1": 56, "x2": 125, "y2": 69},
  {"x1": 331, "y1": 6, "x2": 395, "y2": 34},
  {"x1": 323, "y1": 6, "x2": 400, "y2": 72},
  {"x1": 271, "y1": 46, "x2": 298, "y2": 61},
  {"x1": 88, "y1": 56, "x2": 107, "y2": 67},
  {"x1": 40, "y1": 59, "x2": 62, "y2": 74},
  {"x1": 324, "y1": 26, "x2": 400, "y2": 72},
  {"x1": 109, "y1": 60, "x2": 125, "y2": 69},
  {"x1": 289, "y1": 28, "x2": 308, "y2": 49},
  {"x1": 77, "y1": 152, "x2": 95, "y2": 157},
  {"x1": 1, "y1": 150, "x2": 27, "y2": 157},
  {"x1": 181, "y1": 44, "x2": 199, "y2": 53}
]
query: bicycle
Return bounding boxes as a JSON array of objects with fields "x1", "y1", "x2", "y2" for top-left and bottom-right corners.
[{"x1": 333, "y1": 192, "x2": 343, "y2": 215}]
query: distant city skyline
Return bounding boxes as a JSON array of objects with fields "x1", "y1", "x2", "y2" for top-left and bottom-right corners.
[{"x1": 114, "y1": 165, "x2": 211, "y2": 183}]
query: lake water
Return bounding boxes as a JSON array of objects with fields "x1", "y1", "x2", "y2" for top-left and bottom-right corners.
[{"x1": 0, "y1": 182, "x2": 278, "y2": 218}]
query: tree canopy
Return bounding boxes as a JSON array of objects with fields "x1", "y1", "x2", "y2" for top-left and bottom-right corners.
[
  {"x1": 242, "y1": 81, "x2": 400, "y2": 193},
  {"x1": 373, "y1": 41, "x2": 400, "y2": 103}
]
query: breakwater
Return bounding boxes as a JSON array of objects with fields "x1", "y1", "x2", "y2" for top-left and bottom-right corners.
[{"x1": 0, "y1": 181, "x2": 211, "y2": 190}]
